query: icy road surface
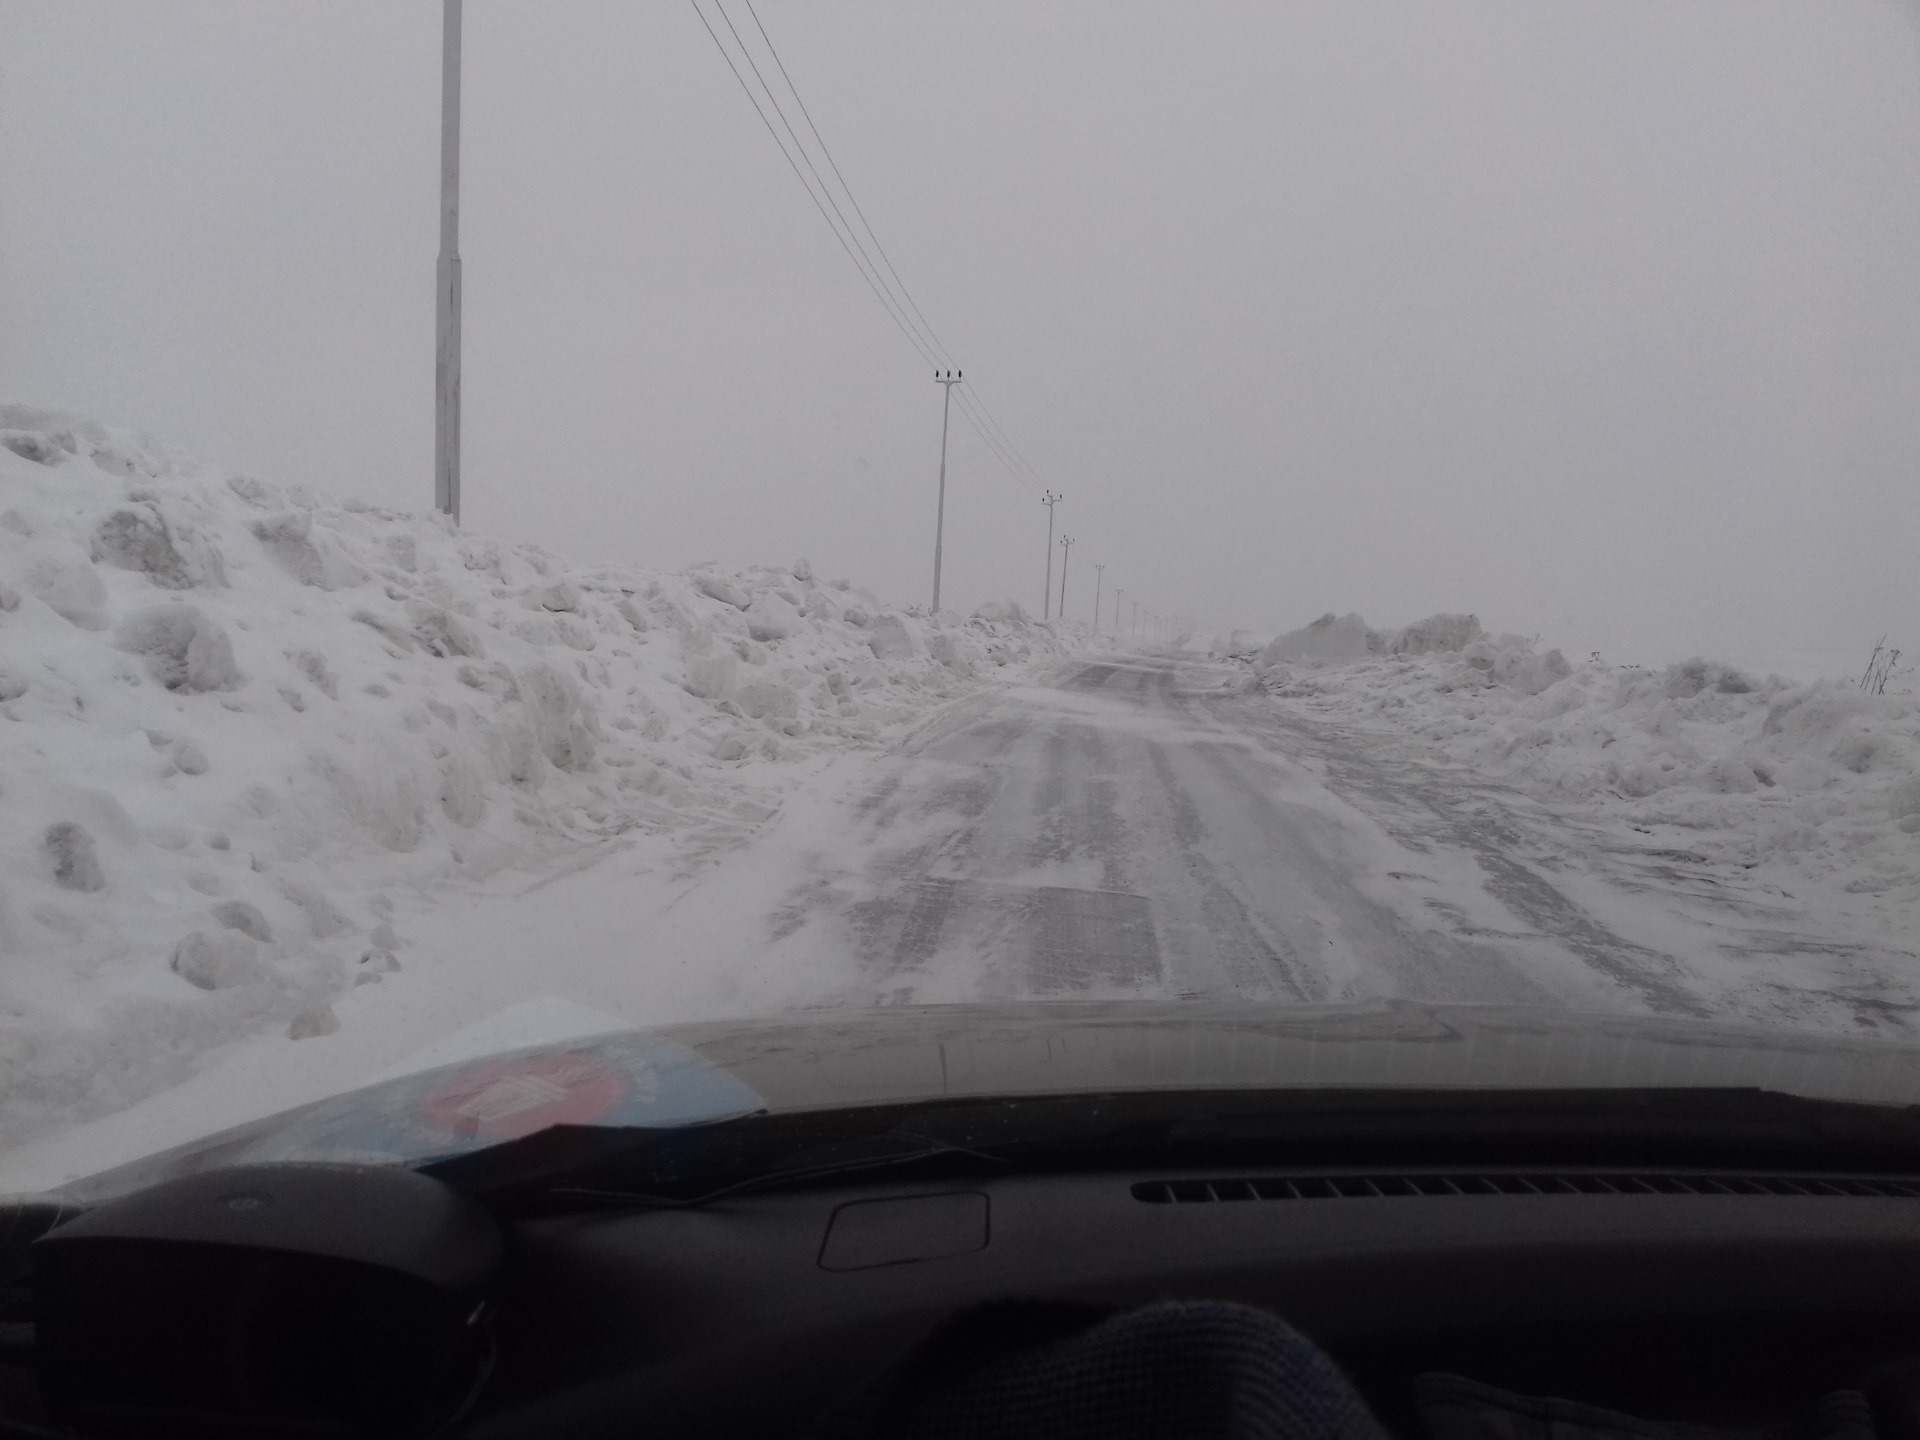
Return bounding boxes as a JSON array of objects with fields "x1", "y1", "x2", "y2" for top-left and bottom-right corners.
[
  {"x1": 762, "y1": 654, "x2": 1915, "y2": 1026},
  {"x1": 821, "y1": 656, "x2": 1659, "y2": 1011},
  {"x1": 7, "y1": 652, "x2": 1914, "y2": 1192}
]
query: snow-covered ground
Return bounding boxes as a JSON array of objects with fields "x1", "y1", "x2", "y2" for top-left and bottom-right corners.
[
  {"x1": 8, "y1": 403, "x2": 1918, "y2": 1197},
  {"x1": 0, "y1": 404, "x2": 1064, "y2": 1159},
  {"x1": 1243, "y1": 613, "x2": 1920, "y2": 957}
]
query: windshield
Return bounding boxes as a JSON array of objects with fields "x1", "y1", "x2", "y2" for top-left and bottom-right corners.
[{"x1": 1, "y1": 1, "x2": 1917, "y2": 1195}]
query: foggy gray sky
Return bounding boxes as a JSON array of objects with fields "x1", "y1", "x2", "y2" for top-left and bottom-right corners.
[{"x1": 5, "y1": 1, "x2": 1919, "y2": 676}]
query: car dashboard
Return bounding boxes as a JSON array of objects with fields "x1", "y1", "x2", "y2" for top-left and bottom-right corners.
[{"x1": 10, "y1": 1089, "x2": 1920, "y2": 1439}]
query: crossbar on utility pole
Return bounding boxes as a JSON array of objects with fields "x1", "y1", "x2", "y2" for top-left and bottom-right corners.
[
  {"x1": 1040, "y1": 490, "x2": 1062, "y2": 621},
  {"x1": 932, "y1": 370, "x2": 962, "y2": 611},
  {"x1": 435, "y1": 0, "x2": 463, "y2": 523}
]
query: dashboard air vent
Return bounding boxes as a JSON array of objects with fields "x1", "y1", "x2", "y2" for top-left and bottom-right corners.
[{"x1": 1132, "y1": 1173, "x2": 1920, "y2": 1204}]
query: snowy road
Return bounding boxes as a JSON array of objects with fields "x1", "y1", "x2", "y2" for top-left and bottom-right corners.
[
  {"x1": 766, "y1": 654, "x2": 1720, "y2": 1017},
  {"x1": 11, "y1": 650, "x2": 1917, "y2": 1192}
]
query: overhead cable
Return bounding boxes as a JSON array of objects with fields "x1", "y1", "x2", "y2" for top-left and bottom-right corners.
[
  {"x1": 687, "y1": 0, "x2": 942, "y2": 371},
  {"x1": 693, "y1": 0, "x2": 1053, "y2": 496}
]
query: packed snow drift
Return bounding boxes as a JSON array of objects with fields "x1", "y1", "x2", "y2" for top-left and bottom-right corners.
[
  {"x1": 0, "y1": 404, "x2": 1064, "y2": 1151},
  {"x1": 1250, "y1": 612, "x2": 1920, "y2": 922}
]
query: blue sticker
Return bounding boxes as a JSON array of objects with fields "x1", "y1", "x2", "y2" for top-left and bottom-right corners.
[{"x1": 237, "y1": 1032, "x2": 764, "y2": 1167}]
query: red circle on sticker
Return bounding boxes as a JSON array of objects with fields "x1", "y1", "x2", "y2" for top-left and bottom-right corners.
[{"x1": 421, "y1": 1052, "x2": 628, "y2": 1140}]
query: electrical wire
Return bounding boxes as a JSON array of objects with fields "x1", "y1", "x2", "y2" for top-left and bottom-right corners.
[
  {"x1": 741, "y1": 0, "x2": 952, "y2": 368},
  {"x1": 704, "y1": 1, "x2": 934, "y2": 361},
  {"x1": 687, "y1": 0, "x2": 941, "y2": 372},
  {"x1": 693, "y1": 0, "x2": 1056, "y2": 497},
  {"x1": 736, "y1": 0, "x2": 1058, "y2": 494}
]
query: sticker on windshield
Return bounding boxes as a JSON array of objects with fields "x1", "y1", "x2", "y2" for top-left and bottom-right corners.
[{"x1": 236, "y1": 1033, "x2": 764, "y2": 1167}]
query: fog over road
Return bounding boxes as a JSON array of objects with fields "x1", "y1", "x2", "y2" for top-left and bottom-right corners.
[{"x1": 771, "y1": 655, "x2": 1727, "y2": 1020}]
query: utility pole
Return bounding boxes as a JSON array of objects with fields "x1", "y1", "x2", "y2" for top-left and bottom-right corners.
[
  {"x1": 1131, "y1": 599, "x2": 1139, "y2": 638},
  {"x1": 1039, "y1": 490, "x2": 1063, "y2": 620},
  {"x1": 931, "y1": 370, "x2": 962, "y2": 611},
  {"x1": 1092, "y1": 564, "x2": 1104, "y2": 638},
  {"x1": 1114, "y1": 585, "x2": 1122, "y2": 634},
  {"x1": 1058, "y1": 535, "x2": 1075, "y2": 621},
  {"x1": 435, "y1": 0, "x2": 463, "y2": 524}
]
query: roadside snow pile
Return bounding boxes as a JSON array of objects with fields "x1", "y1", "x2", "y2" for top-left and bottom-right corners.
[
  {"x1": 1256, "y1": 612, "x2": 1920, "y2": 899},
  {"x1": 1202, "y1": 629, "x2": 1273, "y2": 661},
  {"x1": 1258, "y1": 612, "x2": 1377, "y2": 664},
  {"x1": 0, "y1": 403, "x2": 1063, "y2": 1149},
  {"x1": 1256, "y1": 611, "x2": 1499, "y2": 668}
]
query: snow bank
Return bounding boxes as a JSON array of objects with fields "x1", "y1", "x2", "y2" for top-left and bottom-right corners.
[
  {"x1": 1255, "y1": 610, "x2": 1494, "y2": 668},
  {"x1": 0, "y1": 403, "x2": 1063, "y2": 1150},
  {"x1": 1197, "y1": 631, "x2": 1267, "y2": 662},
  {"x1": 1257, "y1": 612, "x2": 1378, "y2": 665},
  {"x1": 1254, "y1": 615, "x2": 1920, "y2": 900}
]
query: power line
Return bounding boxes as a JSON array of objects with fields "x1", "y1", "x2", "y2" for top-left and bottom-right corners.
[
  {"x1": 687, "y1": 0, "x2": 941, "y2": 371},
  {"x1": 694, "y1": 0, "x2": 1054, "y2": 497},
  {"x1": 706, "y1": 1, "x2": 932, "y2": 363},
  {"x1": 953, "y1": 388, "x2": 1046, "y2": 490},
  {"x1": 733, "y1": 0, "x2": 1050, "y2": 493},
  {"x1": 742, "y1": 0, "x2": 951, "y2": 368}
]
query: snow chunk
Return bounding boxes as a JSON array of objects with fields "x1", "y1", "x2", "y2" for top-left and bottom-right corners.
[
  {"x1": 43, "y1": 822, "x2": 105, "y2": 892},
  {"x1": 280, "y1": 879, "x2": 349, "y2": 938},
  {"x1": 1258, "y1": 612, "x2": 1377, "y2": 666},
  {"x1": 540, "y1": 581, "x2": 581, "y2": 613},
  {"x1": 682, "y1": 636, "x2": 738, "y2": 702},
  {"x1": 116, "y1": 604, "x2": 242, "y2": 691},
  {"x1": 405, "y1": 600, "x2": 486, "y2": 659},
  {"x1": 288, "y1": 1003, "x2": 340, "y2": 1040},
  {"x1": 1, "y1": 430, "x2": 75, "y2": 465},
  {"x1": 1664, "y1": 658, "x2": 1755, "y2": 699},
  {"x1": 865, "y1": 614, "x2": 922, "y2": 661},
  {"x1": 693, "y1": 573, "x2": 750, "y2": 610},
  {"x1": 93, "y1": 506, "x2": 209, "y2": 589},
  {"x1": 1385, "y1": 613, "x2": 1482, "y2": 655},
  {"x1": 211, "y1": 900, "x2": 273, "y2": 943},
  {"x1": 519, "y1": 661, "x2": 599, "y2": 772},
  {"x1": 171, "y1": 929, "x2": 264, "y2": 990},
  {"x1": 24, "y1": 548, "x2": 110, "y2": 630},
  {"x1": 746, "y1": 592, "x2": 801, "y2": 642},
  {"x1": 736, "y1": 677, "x2": 800, "y2": 721}
]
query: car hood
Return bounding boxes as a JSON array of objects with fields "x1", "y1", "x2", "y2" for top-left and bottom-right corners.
[{"x1": 45, "y1": 999, "x2": 1920, "y2": 1204}]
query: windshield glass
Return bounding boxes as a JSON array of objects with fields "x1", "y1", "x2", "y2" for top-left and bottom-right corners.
[{"x1": 2, "y1": 1, "x2": 1917, "y2": 1195}]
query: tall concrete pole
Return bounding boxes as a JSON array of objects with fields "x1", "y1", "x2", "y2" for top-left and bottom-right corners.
[
  {"x1": 1040, "y1": 490, "x2": 1062, "y2": 620},
  {"x1": 1092, "y1": 564, "x2": 1104, "y2": 638},
  {"x1": 1058, "y1": 535, "x2": 1075, "y2": 621},
  {"x1": 435, "y1": 0, "x2": 463, "y2": 523},
  {"x1": 932, "y1": 370, "x2": 961, "y2": 611}
]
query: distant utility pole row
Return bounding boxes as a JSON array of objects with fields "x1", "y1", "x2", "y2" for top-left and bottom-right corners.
[
  {"x1": 1040, "y1": 490, "x2": 1062, "y2": 621},
  {"x1": 432, "y1": 2, "x2": 1182, "y2": 647},
  {"x1": 931, "y1": 369, "x2": 962, "y2": 611},
  {"x1": 435, "y1": 0, "x2": 462, "y2": 525}
]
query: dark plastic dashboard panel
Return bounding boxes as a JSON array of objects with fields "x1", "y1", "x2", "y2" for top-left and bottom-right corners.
[{"x1": 465, "y1": 1171, "x2": 1920, "y2": 1439}]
